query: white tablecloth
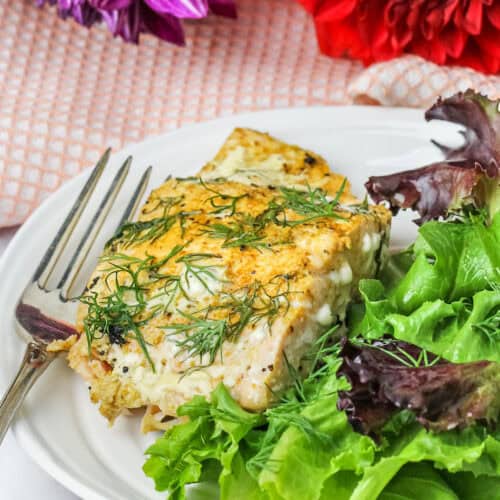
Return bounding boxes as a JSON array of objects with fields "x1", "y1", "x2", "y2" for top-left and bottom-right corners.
[{"x1": 0, "y1": 227, "x2": 76, "y2": 499}]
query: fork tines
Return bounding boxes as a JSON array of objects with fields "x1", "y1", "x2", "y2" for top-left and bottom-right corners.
[{"x1": 32, "y1": 150, "x2": 152, "y2": 300}]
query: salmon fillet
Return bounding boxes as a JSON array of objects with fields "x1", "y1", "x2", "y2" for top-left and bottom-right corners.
[{"x1": 53, "y1": 129, "x2": 391, "y2": 429}]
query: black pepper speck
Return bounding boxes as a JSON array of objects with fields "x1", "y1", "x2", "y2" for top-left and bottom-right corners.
[{"x1": 304, "y1": 154, "x2": 317, "y2": 165}]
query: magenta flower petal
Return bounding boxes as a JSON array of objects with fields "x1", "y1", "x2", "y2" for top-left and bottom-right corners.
[
  {"x1": 56, "y1": 0, "x2": 101, "y2": 27},
  {"x1": 35, "y1": 0, "x2": 235, "y2": 44},
  {"x1": 89, "y1": 0, "x2": 134, "y2": 10},
  {"x1": 143, "y1": 0, "x2": 208, "y2": 19},
  {"x1": 141, "y1": 4, "x2": 185, "y2": 44},
  {"x1": 208, "y1": 0, "x2": 236, "y2": 18},
  {"x1": 100, "y1": 0, "x2": 141, "y2": 42}
]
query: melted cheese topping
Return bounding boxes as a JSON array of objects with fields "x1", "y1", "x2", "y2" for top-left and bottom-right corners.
[{"x1": 204, "y1": 146, "x2": 308, "y2": 188}]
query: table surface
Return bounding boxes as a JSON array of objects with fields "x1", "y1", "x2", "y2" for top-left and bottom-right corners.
[{"x1": 0, "y1": 227, "x2": 76, "y2": 499}]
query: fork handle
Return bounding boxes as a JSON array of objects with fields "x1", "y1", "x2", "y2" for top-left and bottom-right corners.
[{"x1": 0, "y1": 342, "x2": 55, "y2": 444}]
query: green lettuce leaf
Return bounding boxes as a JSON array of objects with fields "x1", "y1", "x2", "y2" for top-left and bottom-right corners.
[
  {"x1": 320, "y1": 463, "x2": 458, "y2": 500},
  {"x1": 258, "y1": 380, "x2": 376, "y2": 500},
  {"x1": 258, "y1": 399, "x2": 500, "y2": 500},
  {"x1": 353, "y1": 214, "x2": 500, "y2": 364},
  {"x1": 219, "y1": 449, "x2": 267, "y2": 500},
  {"x1": 319, "y1": 471, "x2": 359, "y2": 500},
  {"x1": 390, "y1": 212, "x2": 500, "y2": 313},
  {"x1": 144, "y1": 377, "x2": 500, "y2": 500},
  {"x1": 379, "y1": 463, "x2": 458, "y2": 500},
  {"x1": 355, "y1": 282, "x2": 500, "y2": 364},
  {"x1": 143, "y1": 384, "x2": 263, "y2": 499},
  {"x1": 389, "y1": 289, "x2": 500, "y2": 363},
  {"x1": 349, "y1": 419, "x2": 500, "y2": 500},
  {"x1": 441, "y1": 471, "x2": 500, "y2": 500}
]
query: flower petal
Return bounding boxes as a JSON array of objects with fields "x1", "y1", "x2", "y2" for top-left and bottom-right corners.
[
  {"x1": 208, "y1": 0, "x2": 236, "y2": 18},
  {"x1": 462, "y1": 0, "x2": 484, "y2": 35},
  {"x1": 487, "y1": 3, "x2": 500, "y2": 29},
  {"x1": 316, "y1": 0, "x2": 357, "y2": 22},
  {"x1": 89, "y1": 0, "x2": 134, "y2": 10},
  {"x1": 141, "y1": 5, "x2": 186, "y2": 44},
  {"x1": 143, "y1": 0, "x2": 208, "y2": 18},
  {"x1": 100, "y1": 0, "x2": 141, "y2": 43},
  {"x1": 440, "y1": 24, "x2": 468, "y2": 58}
]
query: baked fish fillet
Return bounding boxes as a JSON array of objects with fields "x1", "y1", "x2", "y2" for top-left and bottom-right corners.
[{"x1": 50, "y1": 128, "x2": 391, "y2": 430}]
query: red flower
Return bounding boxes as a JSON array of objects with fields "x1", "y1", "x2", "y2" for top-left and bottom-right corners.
[{"x1": 298, "y1": 0, "x2": 500, "y2": 74}]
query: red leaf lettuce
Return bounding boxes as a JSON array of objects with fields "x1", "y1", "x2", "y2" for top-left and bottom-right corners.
[
  {"x1": 337, "y1": 337, "x2": 500, "y2": 435},
  {"x1": 366, "y1": 90, "x2": 500, "y2": 224}
]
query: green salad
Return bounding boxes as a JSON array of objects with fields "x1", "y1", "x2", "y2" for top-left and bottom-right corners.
[{"x1": 143, "y1": 91, "x2": 500, "y2": 499}]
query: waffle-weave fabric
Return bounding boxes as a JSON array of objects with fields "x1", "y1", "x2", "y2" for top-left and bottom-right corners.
[{"x1": 0, "y1": 0, "x2": 499, "y2": 227}]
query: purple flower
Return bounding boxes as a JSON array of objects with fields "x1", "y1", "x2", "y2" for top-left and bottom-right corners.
[
  {"x1": 36, "y1": 0, "x2": 236, "y2": 44},
  {"x1": 38, "y1": 0, "x2": 102, "y2": 27}
]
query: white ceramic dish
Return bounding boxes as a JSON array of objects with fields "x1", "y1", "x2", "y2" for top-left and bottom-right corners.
[{"x1": 0, "y1": 106, "x2": 463, "y2": 499}]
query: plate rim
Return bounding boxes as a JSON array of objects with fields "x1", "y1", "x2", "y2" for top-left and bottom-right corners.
[{"x1": 1, "y1": 104, "x2": 428, "y2": 499}]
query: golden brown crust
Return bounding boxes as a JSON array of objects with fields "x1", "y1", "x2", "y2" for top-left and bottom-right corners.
[
  {"x1": 199, "y1": 128, "x2": 356, "y2": 199},
  {"x1": 47, "y1": 335, "x2": 77, "y2": 353}
]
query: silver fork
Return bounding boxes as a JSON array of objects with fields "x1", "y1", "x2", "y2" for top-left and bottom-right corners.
[{"x1": 0, "y1": 150, "x2": 152, "y2": 444}]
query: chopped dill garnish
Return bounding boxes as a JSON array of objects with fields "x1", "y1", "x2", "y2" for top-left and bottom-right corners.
[
  {"x1": 177, "y1": 210, "x2": 201, "y2": 237},
  {"x1": 163, "y1": 277, "x2": 292, "y2": 367},
  {"x1": 108, "y1": 215, "x2": 177, "y2": 248},
  {"x1": 343, "y1": 195, "x2": 371, "y2": 215},
  {"x1": 351, "y1": 337, "x2": 440, "y2": 368},
  {"x1": 80, "y1": 271, "x2": 155, "y2": 370},
  {"x1": 107, "y1": 195, "x2": 185, "y2": 248},
  {"x1": 201, "y1": 202, "x2": 286, "y2": 249},
  {"x1": 175, "y1": 176, "x2": 199, "y2": 182},
  {"x1": 278, "y1": 179, "x2": 348, "y2": 225},
  {"x1": 201, "y1": 216, "x2": 268, "y2": 249},
  {"x1": 80, "y1": 245, "x2": 186, "y2": 370},
  {"x1": 141, "y1": 195, "x2": 185, "y2": 216},
  {"x1": 472, "y1": 308, "x2": 500, "y2": 344},
  {"x1": 80, "y1": 245, "x2": 234, "y2": 371},
  {"x1": 200, "y1": 181, "x2": 351, "y2": 249},
  {"x1": 199, "y1": 179, "x2": 248, "y2": 216},
  {"x1": 164, "y1": 312, "x2": 227, "y2": 366},
  {"x1": 176, "y1": 252, "x2": 224, "y2": 295},
  {"x1": 247, "y1": 324, "x2": 341, "y2": 475}
]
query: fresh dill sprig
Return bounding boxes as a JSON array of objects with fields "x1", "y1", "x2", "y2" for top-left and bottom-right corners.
[
  {"x1": 80, "y1": 283, "x2": 155, "y2": 370},
  {"x1": 247, "y1": 325, "x2": 341, "y2": 475},
  {"x1": 305, "y1": 324, "x2": 342, "y2": 381},
  {"x1": 165, "y1": 311, "x2": 227, "y2": 366},
  {"x1": 163, "y1": 277, "x2": 291, "y2": 367},
  {"x1": 107, "y1": 195, "x2": 185, "y2": 249},
  {"x1": 201, "y1": 202, "x2": 287, "y2": 249},
  {"x1": 177, "y1": 210, "x2": 201, "y2": 237},
  {"x1": 175, "y1": 176, "x2": 199, "y2": 182},
  {"x1": 352, "y1": 337, "x2": 440, "y2": 368},
  {"x1": 202, "y1": 217, "x2": 268, "y2": 249},
  {"x1": 109, "y1": 216, "x2": 177, "y2": 248},
  {"x1": 200, "y1": 181, "x2": 351, "y2": 249},
  {"x1": 199, "y1": 179, "x2": 248, "y2": 216},
  {"x1": 472, "y1": 308, "x2": 500, "y2": 344},
  {"x1": 278, "y1": 179, "x2": 348, "y2": 226},
  {"x1": 343, "y1": 195, "x2": 371, "y2": 215},
  {"x1": 176, "y1": 253, "x2": 224, "y2": 295},
  {"x1": 141, "y1": 195, "x2": 185, "y2": 216},
  {"x1": 80, "y1": 245, "x2": 185, "y2": 370}
]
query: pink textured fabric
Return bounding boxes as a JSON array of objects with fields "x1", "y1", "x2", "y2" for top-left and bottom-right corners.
[{"x1": 0, "y1": 0, "x2": 499, "y2": 228}]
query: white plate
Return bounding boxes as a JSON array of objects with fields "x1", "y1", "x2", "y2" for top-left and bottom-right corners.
[{"x1": 0, "y1": 106, "x2": 462, "y2": 499}]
